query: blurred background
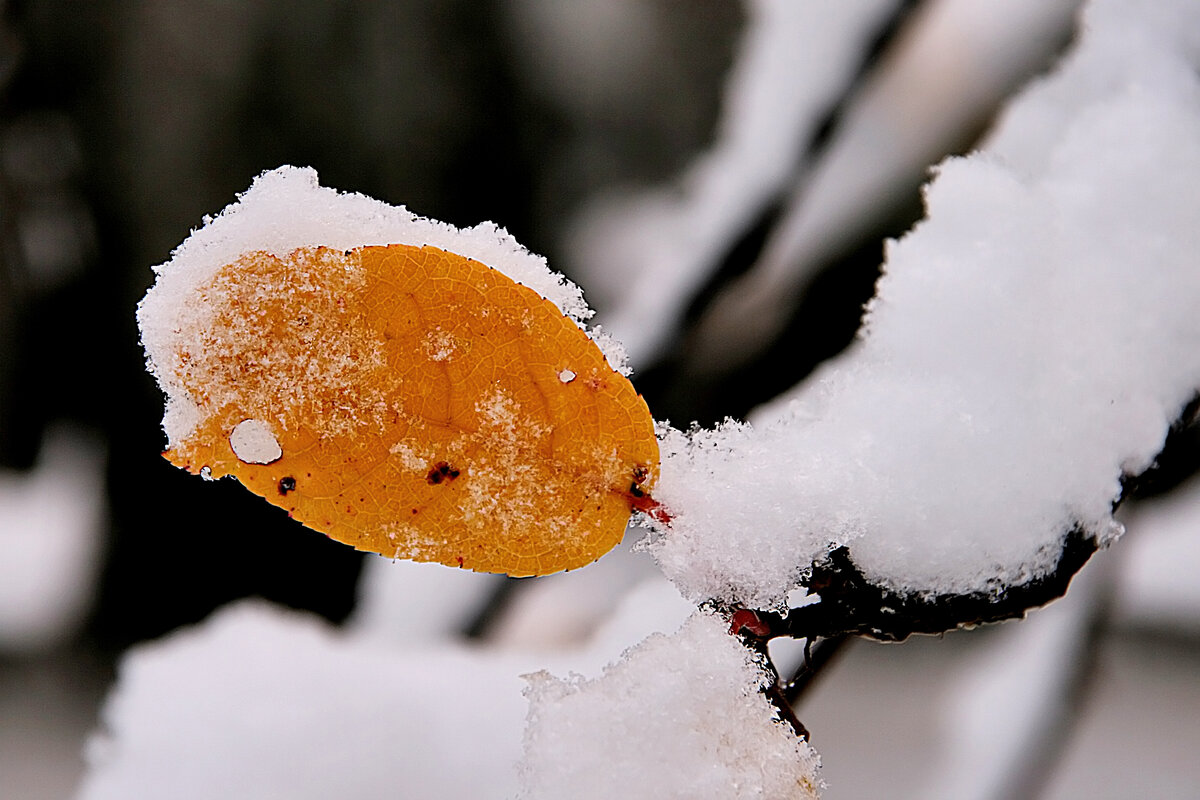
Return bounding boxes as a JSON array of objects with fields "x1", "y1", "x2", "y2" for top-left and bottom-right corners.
[{"x1": 1, "y1": 1, "x2": 1198, "y2": 798}]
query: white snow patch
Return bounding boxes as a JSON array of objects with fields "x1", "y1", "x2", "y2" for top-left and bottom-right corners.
[
  {"x1": 228, "y1": 419, "x2": 281, "y2": 464},
  {"x1": 77, "y1": 582, "x2": 705, "y2": 800},
  {"x1": 421, "y1": 329, "x2": 459, "y2": 362},
  {"x1": 77, "y1": 602, "x2": 531, "y2": 800},
  {"x1": 519, "y1": 610, "x2": 821, "y2": 799},
  {"x1": 649, "y1": 0, "x2": 1200, "y2": 608},
  {"x1": 386, "y1": 440, "x2": 428, "y2": 473},
  {"x1": 557, "y1": 369, "x2": 576, "y2": 384}
]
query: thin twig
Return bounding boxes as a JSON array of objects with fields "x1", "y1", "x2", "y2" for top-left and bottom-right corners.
[
  {"x1": 460, "y1": 575, "x2": 522, "y2": 640},
  {"x1": 735, "y1": 629, "x2": 811, "y2": 740},
  {"x1": 784, "y1": 634, "x2": 850, "y2": 705}
]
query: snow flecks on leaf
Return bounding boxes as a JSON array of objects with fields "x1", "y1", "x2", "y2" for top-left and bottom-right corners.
[
  {"x1": 647, "y1": 0, "x2": 1200, "y2": 609},
  {"x1": 518, "y1": 611, "x2": 822, "y2": 800},
  {"x1": 138, "y1": 166, "x2": 616, "y2": 445},
  {"x1": 138, "y1": 170, "x2": 658, "y2": 576}
]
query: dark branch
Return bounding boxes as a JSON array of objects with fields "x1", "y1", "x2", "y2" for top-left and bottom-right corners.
[
  {"x1": 736, "y1": 631, "x2": 810, "y2": 740},
  {"x1": 460, "y1": 575, "x2": 522, "y2": 640},
  {"x1": 783, "y1": 634, "x2": 850, "y2": 705},
  {"x1": 741, "y1": 526, "x2": 1097, "y2": 643}
]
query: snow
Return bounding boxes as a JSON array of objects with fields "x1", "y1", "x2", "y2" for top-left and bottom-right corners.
[
  {"x1": 648, "y1": 0, "x2": 1200, "y2": 608},
  {"x1": 77, "y1": 602, "x2": 532, "y2": 800},
  {"x1": 519, "y1": 611, "x2": 821, "y2": 800},
  {"x1": 137, "y1": 165, "x2": 623, "y2": 447},
  {"x1": 78, "y1": 581, "x2": 700, "y2": 800},
  {"x1": 227, "y1": 419, "x2": 281, "y2": 464}
]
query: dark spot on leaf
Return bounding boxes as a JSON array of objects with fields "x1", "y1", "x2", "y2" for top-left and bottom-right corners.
[
  {"x1": 278, "y1": 476, "x2": 297, "y2": 495},
  {"x1": 426, "y1": 461, "x2": 461, "y2": 485}
]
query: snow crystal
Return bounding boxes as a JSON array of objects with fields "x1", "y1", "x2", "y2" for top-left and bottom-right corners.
[
  {"x1": 518, "y1": 611, "x2": 822, "y2": 800},
  {"x1": 386, "y1": 440, "x2": 428, "y2": 473},
  {"x1": 557, "y1": 369, "x2": 576, "y2": 384},
  {"x1": 138, "y1": 166, "x2": 612, "y2": 446},
  {"x1": 227, "y1": 419, "x2": 281, "y2": 464},
  {"x1": 649, "y1": 0, "x2": 1200, "y2": 608},
  {"x1": 456, "y1": 386, "x2": 578, "y2": 547},
  {"x1": 421, "y1": 329, "x2": 460, "y2": 362}
]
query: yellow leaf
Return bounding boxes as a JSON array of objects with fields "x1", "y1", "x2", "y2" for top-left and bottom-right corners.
[{"x1": 163, "y1": 244, "x2": 658, "y2": 576}]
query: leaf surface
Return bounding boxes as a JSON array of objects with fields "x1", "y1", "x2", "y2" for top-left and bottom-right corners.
[{"x1": 165, "y1": 244, "x2": 657, "y2": 576}]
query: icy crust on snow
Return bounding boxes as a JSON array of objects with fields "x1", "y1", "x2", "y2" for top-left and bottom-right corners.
[
  {"x1": 650, "y1": 0, "x2": 1200, "y2": 608},
  {"x1": 137, "y1": 165, "x2": 624, "y2": 446},
  {"x1": 519, "y1": 611, "x2": 821, "y2": 800}
]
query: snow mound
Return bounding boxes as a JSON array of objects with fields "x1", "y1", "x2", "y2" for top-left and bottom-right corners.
[
  {"x1": 649, "y1": 0, "x2": 1200, "y2": 608},
  {"x1": 77, "y1": 602, "x2": 531, "y2": 800},
  {"x1": 519, "y1": 611, "x2": 821, "y2": 799}
]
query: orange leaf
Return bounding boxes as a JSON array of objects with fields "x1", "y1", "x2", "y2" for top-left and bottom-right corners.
[{"x1": 163, "y1": 244, "x2": 658, "y2": 576}]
